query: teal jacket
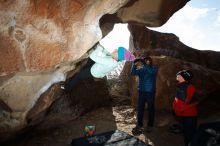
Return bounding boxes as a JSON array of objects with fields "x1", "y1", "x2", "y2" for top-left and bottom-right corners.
[{"x1": 89, "y1": 45, "x2": 121, "y2": 78}]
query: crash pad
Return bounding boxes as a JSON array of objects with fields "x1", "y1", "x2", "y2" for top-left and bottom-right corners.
[{"x1": 71, "y1": 130, "x2": 148, "y2": 146}]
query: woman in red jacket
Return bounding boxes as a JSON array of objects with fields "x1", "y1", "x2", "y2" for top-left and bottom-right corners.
[{"x1": 173, "y1": 70, "x2": 198, "y2": 146}]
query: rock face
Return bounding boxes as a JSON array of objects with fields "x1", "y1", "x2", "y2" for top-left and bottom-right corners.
[
  {"x1": 128, "y1": 25, "x2": 220, "y2": 71},
  {"x1": 128, "y1": 24, "x2": 220, "y2": 110},
  {"x1": 117, "y1": 0, "x2": 189, "y2": 26},
  {"x1": 0, "y1": 0, "x2": 189, "y2": 141}
]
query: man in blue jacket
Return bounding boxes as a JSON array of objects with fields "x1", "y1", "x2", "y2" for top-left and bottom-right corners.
[{"x1": 131, "y1": 56, "x2": 158, "y2": 135}]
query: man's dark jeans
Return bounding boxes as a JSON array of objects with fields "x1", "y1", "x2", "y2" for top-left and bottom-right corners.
[{"x1": 137, "y1": 91, "x2": 155, "y2": 127}]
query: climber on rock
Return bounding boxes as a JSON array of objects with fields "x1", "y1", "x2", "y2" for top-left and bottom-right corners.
[{"x1": 61, "y1": 44, "x2": 135, "y2": 92}]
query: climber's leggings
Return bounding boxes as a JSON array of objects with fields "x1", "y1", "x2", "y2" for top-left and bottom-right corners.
[{"x1": 64, "y1": 59, "x2": 94, "y2": 91}]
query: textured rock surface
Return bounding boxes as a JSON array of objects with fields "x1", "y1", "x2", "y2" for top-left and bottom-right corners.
[
  {"x1": 117, "y1": 0, "x2": 189, "y2": 26},
  {"x1": 128, "y1": 24, "x2": 220, "y2": 71},
  {"x1": 0, "y1": 0, "x2": 129, "y2": 74}
]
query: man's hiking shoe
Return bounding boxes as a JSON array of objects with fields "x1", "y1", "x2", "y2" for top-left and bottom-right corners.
[{"x1": 132, "y1": 126, "x2": 144, "y2": 135}]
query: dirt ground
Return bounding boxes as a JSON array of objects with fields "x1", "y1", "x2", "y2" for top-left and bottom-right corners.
[{"x1": 3, "y1": 95, "x2": 189, "y2": 146}]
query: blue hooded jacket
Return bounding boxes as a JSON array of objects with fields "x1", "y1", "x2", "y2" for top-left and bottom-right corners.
[{"x1": 131, "y1": 63, "x2": 158, "y2": 92}]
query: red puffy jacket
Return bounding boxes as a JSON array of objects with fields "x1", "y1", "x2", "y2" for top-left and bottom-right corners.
[{"x1": 173, "y1": 82, "x2": 198, "y2": 117}]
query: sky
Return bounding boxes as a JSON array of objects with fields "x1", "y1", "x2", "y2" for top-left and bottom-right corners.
[
  {"x1": 100, "y1": 0, "x2": 220, "y2": 52},
  {"x1": 100, "y1": 24, "x2": 130, "y2": 53}
]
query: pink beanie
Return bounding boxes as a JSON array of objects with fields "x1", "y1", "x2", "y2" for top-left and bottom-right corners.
[
  {"x1": 118, "y1": 47, "x2": 135, "y2": 61},
  {"x1": 124, "y1": 49, "x2": 135, "y2": 61}
]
